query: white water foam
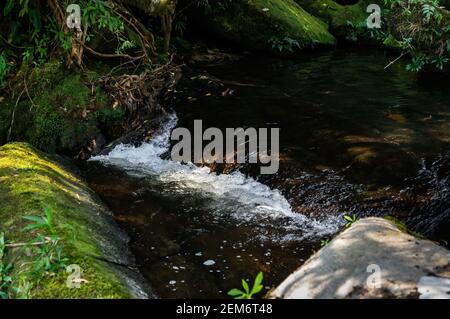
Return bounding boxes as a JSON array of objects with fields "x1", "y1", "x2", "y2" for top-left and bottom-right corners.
[{"x1": 90, "y1": 113, "x2": 339, "y2": 241}]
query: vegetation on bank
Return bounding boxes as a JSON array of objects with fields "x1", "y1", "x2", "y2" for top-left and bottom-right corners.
[
  {"x1": 0, "y1": 60, "x2": 125, "y2": 155},
  {"x1": 0, "y1": 143, "x2": 134, "y2": 298},
  {"x1": 194, "y1": 0, "x2": 336, "y2": 51},
  {"x1": 1, "y1": 0, "x2": 449, "y2": 90}
]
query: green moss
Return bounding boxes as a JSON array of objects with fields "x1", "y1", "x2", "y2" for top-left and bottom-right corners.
[
  {"x1": 384, "y1": 216, "x2": 424, "y2": 239},
  {"x1": 201, "y1": 0, "x2": 336, "y2": 52},
  {"x1": 0, "y1": 60, "x2": 124, "y2": 154},
  {"x1": 298, "y1": 0, "x2": 370, "y2": 35},
  {"x1": 299, "y1": 0, "x2": 347, "y2": 24},
  {"x1": 383, "y1": 34, "x2": 403, "y2": 49},
  {"x1": 0, "y1": 142, "x2": 132, "y2": 298}
]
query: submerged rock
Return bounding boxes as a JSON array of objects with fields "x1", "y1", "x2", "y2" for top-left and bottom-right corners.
[
  {"x1": 270, "y1": 217, "x2": 450, "y2": 299},
  {"x1": 0, "y1": 143, "x2": 151, "y2": 298}
]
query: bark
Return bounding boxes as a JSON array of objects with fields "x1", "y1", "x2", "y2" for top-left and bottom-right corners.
[{"x1": 119, "y1": 0, "x2": 176, "y2": 53}]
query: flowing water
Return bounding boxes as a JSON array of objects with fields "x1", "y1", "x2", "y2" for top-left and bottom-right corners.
[{"x1": 87, "y1": 49, "x2": 450, "y2": 298}]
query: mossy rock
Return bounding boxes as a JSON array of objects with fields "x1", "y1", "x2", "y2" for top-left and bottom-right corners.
[
  {"x1": 297, "y1": 0, "x2": 383, "y2": 38},
  {"x1": 195, "y1": 0, "x2": 336, "y2": 52},
  {"x1": 298, "y1": 0, "x2": 364, "y2": 28},
  {"x1": 0, "y1": 60, "x2": 125, "y2": 155},
  {"x1": 0, "y1": 142, "x2": 148, "y2": 298}
]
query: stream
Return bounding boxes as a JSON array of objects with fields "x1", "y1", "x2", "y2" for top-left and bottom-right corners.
[{"x1": 86, "y1": 49, "x2": 450, "y2": 298}]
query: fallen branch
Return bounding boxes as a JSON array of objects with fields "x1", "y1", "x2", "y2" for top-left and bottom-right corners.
[
  {"x1": 384, "y1": 52, "x2": 407, "y2": 69},
  {"x1": 81, "y1": 42, "x2": 145, "y2": 61},
  {"x1": 6, "y1": 238, "x2": 52, "y2": 248}
]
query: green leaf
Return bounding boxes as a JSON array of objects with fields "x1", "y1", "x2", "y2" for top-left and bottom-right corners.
[
  {"x1": 22, "y1": 223, "x2": 46, "y2": 232},
  {"x1": 251, "y1": 284, "x2": 263, "y2": 295},
  {"x1": 253, "y1": 272, "x2": 263, "y2": 288},
  {"x1": 0, "y1": 232, "x2": 5, "y2": 247},
  {"x1": 22, "y1": 215, "x2": 45, "y2": 223},
  {"x1": 227, "y1": 288, "x2": 244, "y2": 297},
  {"x1": 3, "y1": 0, "x2": 14, "y2": 16},
  {"x1": 241, "y1": 279, "x2": 250, "y2": 294},
  {"x1": 343, "y1": 215, "x2": 353, "y2": 222},
  {"x1": 251, "y1": 272, "x2": 264, "y2": 296},
  {"x1": 44, "y1": 207, "x2": 56, "y2": 234}
]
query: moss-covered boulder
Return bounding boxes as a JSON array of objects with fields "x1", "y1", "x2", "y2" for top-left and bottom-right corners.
[
  {"x1": 193, "y1": 0, "x2": 336, "y2": 52},
  {"x1": 0, "y1": 143, "x2": 148, "y2": 298},
  {"x1": 298, "y1": 0, "x2": 365, "y2": 30},
  {"x1": 297, "y1": 0, "x2": 385, "y2": 40},
  {"x1": 0, "y1": 60, "x2": 125, "y2": 156}
]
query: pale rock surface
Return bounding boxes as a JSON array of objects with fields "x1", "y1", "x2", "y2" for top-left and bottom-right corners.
[{"x1": 270, "y1": 217, "x2": 450, "y2": 299}]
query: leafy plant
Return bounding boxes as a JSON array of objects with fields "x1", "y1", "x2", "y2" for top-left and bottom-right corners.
[
  {"x1": 268, "y1": 36, "x2": 301, "y2": 53},
  {"x1": 268, "y1": 36, "x2": 301, "y2": 52},
  {"x1": 343, "y1": 214, "x2": 358, "y2": 228},
  {"x1": 228, "y1": 272, "x2": 264, "y2": 299},
  {"x1": 32, "y1": 235, "x2": 68, "y2": 274},
  {"x1": 0, "y1": 232, "x2": 13, "y2": 299},
  {"x1": 11, "y1": 280, "x2": 33, "y2": 299},
  {"x1": 320, "y1": 238, "x2": 330, "y2": 247},
  {"x1": 406, "y1": 55, "x2": 428, "y2": 72},
  {"x1": 22, "y1": 208, "x2": 69, "y2": 274},
  {"x1": 22, "y1": 207, "x2": 57, "y2": 235},
  {"x1": 385, "y1": 0, "x2": 450, "y2": 71},
  {"x1": 0, "y1": 208, "x2": 71, "y2": 298},
  {"x1": 0, "y1": 51, "x2": 11, "y2": 85}
]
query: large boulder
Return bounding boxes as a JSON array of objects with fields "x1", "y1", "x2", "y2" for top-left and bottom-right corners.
[
  {"x1": 270, "y1": 217, "x2": 450, "y2": 299},
  {"x1": 0, "y1": 143, "x2": 150, "y2": 298},
  {"x1": 297, "y1": 0, "x2": 366, "y2": 33},
  {"x1": 192, "y1": 0, "x2": 336, "y2": 52}
]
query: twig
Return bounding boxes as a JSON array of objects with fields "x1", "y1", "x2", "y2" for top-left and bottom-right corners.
[
  {"x1": 384, "y1": 52, "x2": 407, "y2": 69},
  {"x1": 7, "y1": 87, "x2": 25, "y2": 142},
  {"x1": 6, "y1": 239, "x2": 51, "y2": 248},
  {"x1": 0, "y1": 34, "x2": 29, "y2": 50},
  {"x1": 23, "y1": 78, "x2": 36, "y2": 111},
  {"x1": 81, "y1": 42, "x2": 145, "y2": 60}
]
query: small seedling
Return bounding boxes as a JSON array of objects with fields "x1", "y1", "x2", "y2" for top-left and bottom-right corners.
[
  {"x1": 320, "y1": 238, "x2": 330, "y2": 247},
  {"x1": 343, "y1": 214, "x2": 358, "y2": 228},
  {"x1": 228, "y1": 272, "x2": 264, "y2": 299}
]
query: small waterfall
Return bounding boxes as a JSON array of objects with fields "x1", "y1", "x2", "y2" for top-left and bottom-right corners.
[{"x1": 90, "y1": 113, "x2": 340, "y2": 241}]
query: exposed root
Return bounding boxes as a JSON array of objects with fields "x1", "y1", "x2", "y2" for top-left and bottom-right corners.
[{"x1": 97, "y1": 57, "x2": 182, "y2": 127}]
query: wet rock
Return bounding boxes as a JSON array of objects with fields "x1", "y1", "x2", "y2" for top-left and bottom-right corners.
[
  {"x1": 270, "y1": 217, "x2": 450, "y2": 299},
  {"x1": 399, "y1": 153, "x2": 450, "y2": 245},
  {"x1": 96, "y1": 115, "x2": 167, "y2": 156},
  {"x1": 344, "y1": 145, "x2": 420, "y2": 186}
]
